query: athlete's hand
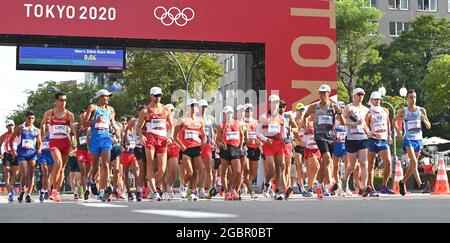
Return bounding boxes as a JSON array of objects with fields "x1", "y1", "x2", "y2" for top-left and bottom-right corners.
[
  {"x1": 166, "y1": 137, "x2": 173, "y2": 145},
  {"x1": 388, "y1": 136, "x2": 393, "y2": 145},
  {"x1": 37, "y1": 149, "x2": 42, "y2": 156},
  {"x1": 356, "y1": 119, "x2": 363, "y2": 125},
  {"x1": 95, "y1": 115, "x2": 103, "y2": 123},
  {"x1": 141, "y1": 135, "x2": 147, "y2": 145},
  {"x1": 180, "y1": 145, "x2": 187, "y2": 152}
]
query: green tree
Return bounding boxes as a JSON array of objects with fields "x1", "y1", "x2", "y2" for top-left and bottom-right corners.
[
  {"x1": 369, "y1": 15, "x2": 450, "y2": 106},
  {"x1": 123, "y1": 51, "x2": 223, "y2": 107},
  {"x1": 337, "y1": 80, "x2": 350, "y2": 104},
  {"x1": 423, "y1": 54, "x2": 450, "y2": 116},
  {"x1": 335, "y1": 0, "x2": 383, "y2": 98}
]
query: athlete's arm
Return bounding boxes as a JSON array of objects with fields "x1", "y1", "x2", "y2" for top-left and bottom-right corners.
[
  {"x1": 136, "y1": 109, "x2": 147, "y2": 143},
  {"x1": 173, "y1": 120, "x2": 185, "y2": 151},
  {"x1": 86, "y1": 129, "x2": 91, "y2": 145},
  {"x1": 0, "y1": 133, "x2": 5, "y2": 150},
  {"x1": 215, "y1": 125, "x2": 226, "y2": 149},
  {"x1": 68, "y1": 112, "x2": 77, "y2": 148},
  {"x1": 302, "y1": 105, "x2": 315, "y2": 129},
  {"x1": 333, "y1": 104, "x2": 345, "y2": 125},
  {"x1": 385, "y1": 108, "x2": 393, "y2": 144},
  {"x1": 420, "y1": 107, "x2": 431, "y2": 129},
  {"x1": 394, "y1": 108, "x2": 405, "y2": 138},
  {"x1": 365, "y1": 111, "x2": 372, "y2": 137},
  {"x1": 36, "y1": 128, "x2": 42, "y2": 154},
  {"x1": 210, "y1": 117, "x2": 216, "y2": 147},
  {"x1": 40, "y1": 110, "x2": 50, "y2": 134},
  {"x1": 166, "y1": 108, "x2": 174, "y2": 140},
  {"x1": 256, "y1": 115, "x2": 270, "y2": 143},
  {"x1": 9, "y1": 126, "x2": 21, "y2": 157},
  {"x1": 200, "y1": 121, "x2": 207, "y2": 145},
  {"x1": 82, "y1": 105, "x2": 98, "y2": 127},
  {"x1": 239, "y1": 126, "x2": 244, "y2": 150}
]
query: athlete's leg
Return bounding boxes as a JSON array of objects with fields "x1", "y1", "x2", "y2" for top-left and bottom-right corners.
[
  {"x1": 145, "y1": 148, "x2": 156, "y2": 192},
  {"x1": 379, "y1": 149, "x2": 392, "y2": 186},
  {"x1": 367, "y1": 151, "x2": 376, "y2": 187},
  {"x1": 155, "y1": 153, "x2": 168, "y2": 191}
]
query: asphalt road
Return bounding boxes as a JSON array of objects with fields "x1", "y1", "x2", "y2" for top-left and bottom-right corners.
[{"x1": 1, "y1": 193, "x2": 450, "y2": 223}]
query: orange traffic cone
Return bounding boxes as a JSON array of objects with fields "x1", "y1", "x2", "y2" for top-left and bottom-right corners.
[
  {"x1": 392, "y1": 161, "x2": 404, "y2": 194},
  {"x1": 432, "y1": 158, "x2": 450, "y2": 195}
]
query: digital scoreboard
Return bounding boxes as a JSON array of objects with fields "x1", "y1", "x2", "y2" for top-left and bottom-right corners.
[{"x1": 17, "y1": 46, "x2": 126, "y2": 72}]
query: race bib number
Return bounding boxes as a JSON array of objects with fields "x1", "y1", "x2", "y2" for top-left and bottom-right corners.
[
  {"x1": 128, "y1": 141, "x2": 136, "y2": 149},
  {"x1": 52, "y1": 125, "x2": 68, "y2": 135},
  {"x1": 248, "y1": 132, "x2": 257, "y2": 140},
  {"x1": 408, "y1": 120, "x2": 421, "y2": 130},
  {"x1": 185, "y1": 130, "x2": 199, "y2": 140},
  {"x1": 306, "y1": 135, "x2": 316, "y2": 145},
  {"x1": 41, "y1": 141, "x2": 49, "y2": 150},
  {"x1": 268, "y1": 123, "x2": 281, "y2": 134},
  {"x1": 150, "y1": 119, "x2": 166, "y2": 129},
  {"x1": 350, "y1": 125, "x2": 365, "y2": 134},
  {"x1": 336, "y1": 132, "x2": 346, "y2": 140},
  {"x1": 226, "y1": 131, "x2": 240, "y2": 141},
  {"x1": 22, "y1": 139, "x2": 35, "y2": 149},
  {"x1": 318, "y1": 115, "x2": 333, "y2": 125},
  {"x1": 79, "y1": 136, "x2": 87, "y2": 145},
  {"x1": 95, "y1": 120, "x2": 110, "y2": 130},
  {"x1": 373, "y1": 122, "x2": 386, "y2": 133}
]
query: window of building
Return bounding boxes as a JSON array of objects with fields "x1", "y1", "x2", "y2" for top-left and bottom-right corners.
[
  {"x1": 224, "y1": 58, "x2": 229, "y2": 73},
  {"x1": 230, "y1": 55, "x2": 236, "y2": 70},
  {"x1": 389, "y1": 22, "x2": 410, "y2": 37},
  {"x1": 368, "y1": 0, "x2": 377, "y2": 8},
  {"x1": 417, "y1": 0, "x2": 437, "y2": 11},
  {"x1": 388, "y1": 0, "x2": 409, "y2": 10},
  {"x1": 448, "y1": 0, "x2": 450, "y2": 12}
]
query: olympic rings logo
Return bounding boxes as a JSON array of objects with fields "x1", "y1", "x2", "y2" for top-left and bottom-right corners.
[{"x1": 153, "y1": 6, "x2": 195, "y2": 27}]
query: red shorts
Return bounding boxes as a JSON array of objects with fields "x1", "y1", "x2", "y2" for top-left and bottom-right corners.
[
  {"x1": 120, "y1": 152, "x2": 136, "y2": 166},
  {"x1": 168, "y1": 143, "x2": 180, "y2": 159},
  {"x1": 304, "y1": 148, "x2": 321, "y2": 160},
  {"x1": 76, "y1": 149, "x2": 92, "y2": 165},
  {"x1": 50, "y1": 138, "x2": 71, "y2": 157},
  {"x1": 145, "y1": 133, "x2": 167, "y2": 154},
  {"x1": 262, "y1": 140, "x2": 285, "y2": 157},
  {"x1": 201, "y1": 143, "x2": 213, "y2": 159},
  {"x1": 283, "y1": 143, "x2": 293, "y2": 158}
]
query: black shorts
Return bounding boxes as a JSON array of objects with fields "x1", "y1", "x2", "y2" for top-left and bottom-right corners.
[
  {"x1": 110, "y1": 146, "x2": 122, "y2": 162},
  {"x1": 2, "y1": 153, "x2": 18, "y2": 167},
  {"x1": 182, "y1": 146, "x2": 202, "y2": 159},
  {"x1": 315, "y1": 140, "x2": 334, "y2": 155},
  {"x1": 214, "y1": 158, "x2": 221, "y2": 170},
  {"x1": 134, "y1": 146, "x2": 147, "y2": 163},
  {"x1": 294, "y1": 145, "x2": 304, "y2": 155},
  {"x1": 68, "y1": 156, "x2": 80, "y2": 172},
  {"x1": 345, "y1": 139, "x2": 368, "y2": 154},
  {"x1": 219, "y1": 145, "x2": 241, "y2": 162},
  {"x1": 247, "y1": 147, "x2": 261, "y2": 161}
]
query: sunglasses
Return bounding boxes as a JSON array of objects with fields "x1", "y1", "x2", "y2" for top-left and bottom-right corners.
[
  {"x1": 356, "y1": 93, "x2": 365, "y2": 96},
  {"x1": 153, "y1": 94, "x2": 162, "y2": 98},
  {"x1": 245, "y1": 108, "x2": 252, "y2": 112},
  {"x1": 58, "y1": 99, "x2": 68, "y2": 102}
]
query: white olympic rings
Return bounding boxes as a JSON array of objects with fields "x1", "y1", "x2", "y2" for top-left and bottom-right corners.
[{"x1": 154, "y1": 6, "x2": 195, "y2": 27}]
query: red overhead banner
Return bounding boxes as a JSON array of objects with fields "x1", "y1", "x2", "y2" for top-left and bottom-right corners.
[{"x1": 0, "y1": 0, "x2": 337, "y2": 108}]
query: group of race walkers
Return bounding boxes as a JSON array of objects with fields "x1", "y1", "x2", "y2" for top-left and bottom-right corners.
[{"x1": 0, "y1": 84, "x2": 431, "y2": 203}]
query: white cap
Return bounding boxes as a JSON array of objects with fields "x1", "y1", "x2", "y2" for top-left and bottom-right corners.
[
  {"x1": 5, "y1": 120, "x2": 14, "y2": 126},
  {"x1": 150, "y1": 87, "x2": 163, "y2": 96},
  {"x1": 198, "y1": 99, "x2": 208, "y2": 107},
  {"x1": 317, "y1": 84, "x2": 331, "y2": 92},
  {"x1": 244, "y1": 103, "x2": 254, "y2": 110},
  {"x1": 223, "y1": 106, "x2": 234, "y2": 114},
  {"x1": 268, "y1": 94, "x2": 280, "y2": 102},
  {"x1": 337, "y1": 101, "x2": 345, "y2": 107},
  {"x1": 165, "y1": 104, "x2": 175, "y2": 110},
  {"x1": 95, "y1": 89, "x2": 113, "y2": 99},
  {"x1": 186, "y1": 98, "x2": 198, "y2": 106},
  {"x1": 353, "y1": 88, "x2": 366, "y2": 95},
  {"x1": 236, "y1": 105, "x2": 245, "y2": 111},
  {"x1": 370, "y1": 91, "x2": 382, "y2": 100}
]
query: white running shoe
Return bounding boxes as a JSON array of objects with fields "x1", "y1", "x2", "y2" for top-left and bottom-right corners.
[
  {"x1": 345, "y1": 189, "x2": 353, "y2": 197},
  {"x1": 162, "y1": 192, "x2": 171, "y2": 201},
  {"x1": 250, "y1": 191, "x2": 258, "y2": 199},
  {"x1": 168, "y1": 189, "x2": 175, "y2": 199},
  {"x1": 198, "y1": 188, "x2": 206, "y2": 199},
  {"x1": 179, "y1": 186, "x2": 187, "y2": 199},
  {"x1": 241, "y1": 185, "x2": 248, "y2": 195},
  {"x1": 152, "y1": 192, "x2": 162, "y2": 202}
]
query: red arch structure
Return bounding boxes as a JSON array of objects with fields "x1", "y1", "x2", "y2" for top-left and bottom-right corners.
[{"x1": 0, "y1": 0, "x2": 337, "y2": 108}]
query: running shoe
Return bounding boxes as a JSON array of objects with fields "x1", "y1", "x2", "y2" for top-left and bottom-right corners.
[
  {"x1": 84, "y1": 190, "x2": 90, "y2": 201},
  {"x1": 215, "y1": 177, "x2": 222, "y2": 188},
  {"x1": 285, "y1": 187, "x2": 293, "y2": 199},
  {"x1": 25, "y1": 195, "x2": 32, "y2": 203},
  {"x1": 275, "y1": 192, "x2": 285, "y2": 200},
  {"x1": 250, "y1": 191, "x2": 258, "y2": 199},
  {"x1": 330, "y1": 183, "x2": 339, "y2": 196},
  {"x1": 18, "y1": 191, "x2": 24, "y2": 203},
  {"x1": 152, "y1": 192, "x2": 162, "y2": 202},
  {"x1": 128, "y1": 192, "x2": 134, "y2": 202},
  {"x1": 168, "y1": 189, "x2": 175, "y2": 199},
  {"x1": 369, "y1": 187, "x2": 379, "y2": 197},
  {"x1": 91, "y1": 182, "x2": 98, "y2": 196},
  {"x1": 135, "y1": 191, "x2": 142, "y2": 202},
  {"x1": 104, "y1": 186, "x2": 113, "y2": 202},
  {"x1": 186, "y1": 188, "x2": 192, "y2": 201},
  {"x1": 323, "y1": 187, "x2": 330, "y2": 197},
  {"x1": 207, "y1": 187, "x2": 217, "y2": 198},
  {"x1": 380, "y1": 185, "x2": 395, "y2": 195},
  {"x1": 306, "y1": 189, "x2": 314, "y2": 197},
  {"x1": 344, "y1": 189, "x2": 353, "y2": 197},
  {"x1": 316, "y1": 187, "x2": 323, "y2": 199},
  {"x1": 44, "y1": 191, "x2": 49, "y2": 200},
  {"x1": 180, "y1": 185, "x2": 187, "y2": 199},
  {"x1": 74, "y1": 194, "x2": 79, "y2": 200},
  {"x1": 198, "y1": 188, "x2": 206, "y2": 199},
  {"x1": 241, "y1": 185, "x2": 248, "y2": 195},
  {"x1": 190, "y1": 193, "x2": 198, "y2": 201},
  {"x1": 8, "y1": 190, "x2": 14, "y2": 203},
  {"x1": 301, "y1": 189, "x2": 309, "y2": 197},
  {"x1": 162, "y1": 192, "x2": 171, "y2": 201},
  {"x1": 362, "y1": 186, "x2": 371, "y2": 198},
  {"x1": 39, "y1": 191, "x2": 44, "y2": 203},
  {"x1": 54, "y1": 191, "x2": 61, "y2": 202},
  {"x1": 142, "y1": 186, "x2": 149, "y2": 199},
  {"x1": 399, "y1": 180, "x2": 406, "y2": 196},
  {"x1": 231, "y1": 189, "x2": 240, "y2": 200},
  {"x1": 156, "y1": 187, "x2": 163, "y2": 197},
  {"x1": 98, "y1": 190, "x2": 105, "y2": 202},
  {"x1": 225, "y1": 192, "x2": 232, "y2": 201}
]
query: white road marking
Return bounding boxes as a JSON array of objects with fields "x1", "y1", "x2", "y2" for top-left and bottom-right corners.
[
  {"x1": 132, "y1": 210, "x2": 238, "y2": 218},
  {"x1": 79, "y1": 203, "x2": 128, "y2": 208}
]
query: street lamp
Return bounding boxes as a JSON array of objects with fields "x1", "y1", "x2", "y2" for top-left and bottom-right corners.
[{"x1": 378, "y1": 85, "x2": 407, "y2": 164}]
